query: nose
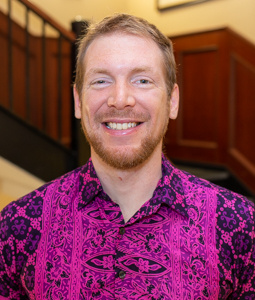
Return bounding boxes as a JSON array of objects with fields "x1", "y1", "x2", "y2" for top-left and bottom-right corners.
[{"x1": 107, "y1": 81, "x2": 135, "y2": 109}]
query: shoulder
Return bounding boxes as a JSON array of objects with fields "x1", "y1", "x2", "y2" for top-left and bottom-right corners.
[
  {"x1": 173, "y1": 163, "x2": 254, "y2": 215},
  {"x1": 215, "y1": 186, "x2": 254, "y2": 229},
  {"x1": 169, "y1": 161, "x2": 254, "y2": 229},
  {"x1": 0, "y1": 163, "x2": 92, "y2": 297},
  {"x1": 213, "y1": 188, "x2": 255, "y2": 295},
  {"x1": 0, "y1": 183, "x2": 47, "y2": 243},
  {"x1": 0, "y1": 164, "x2": 87, "y2": 240},
  {"x1": 177, "y1": 167, "x2": 255, "y2": 285},
  {"x1": 2, "y1": 163, "x2": 87, "y2": 213}
]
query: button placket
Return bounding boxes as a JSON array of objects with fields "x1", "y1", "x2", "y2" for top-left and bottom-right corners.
[
  {"x1": 118, "y1": 270, "x2": 126, "y2": 279},
  {"x1": 119, "y1": 227, "x2": 125, "y2": 235},
  {"x1": 116, "y1": 227, "x2": 127, "y2": 281}
]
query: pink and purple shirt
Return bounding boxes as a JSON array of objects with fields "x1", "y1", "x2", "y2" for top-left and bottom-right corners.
[{"x1": 0, "y1": 156, "x2": 254, "y2": 299}]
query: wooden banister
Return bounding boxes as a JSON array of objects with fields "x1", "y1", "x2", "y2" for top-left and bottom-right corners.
[
  {"x1": 0, "y1": 1, "x2": 77, "y2": 148},
  {"x1": 18, "y1": 0, "x2": 76, "y2": 41}
]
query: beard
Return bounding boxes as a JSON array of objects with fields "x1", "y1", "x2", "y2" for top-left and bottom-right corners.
[{"x1": 81, "y1": 107, "x2": 170, "y2": 170}]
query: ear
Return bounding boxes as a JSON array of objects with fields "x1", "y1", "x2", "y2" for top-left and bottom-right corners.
[
  {"x1": 169, "y1": 84, "x2": 179, "y2": 120},
  {"x1": 73, "y1": 85, "x2": 82, "y2": 119}
]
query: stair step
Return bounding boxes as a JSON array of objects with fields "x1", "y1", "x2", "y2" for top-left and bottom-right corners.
[{"x1": 0, "y1": 156, "x2": 44, "y2": 210}]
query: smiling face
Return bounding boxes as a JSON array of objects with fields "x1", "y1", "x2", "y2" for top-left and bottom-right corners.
[{"x1": 74, "y1": 33, "x2": 179, "y2": 170}]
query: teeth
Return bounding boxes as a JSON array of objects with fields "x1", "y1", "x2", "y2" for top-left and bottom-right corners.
[{"x1": 107, "y1": 122, "x2": 139, "y2": 130}]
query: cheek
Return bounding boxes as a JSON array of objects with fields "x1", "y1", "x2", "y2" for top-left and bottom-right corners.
[
  {"x1": 83, "y1": 90, "x2": 108, "y2": 113},
  {"x1": 81, "y1": 99, "x2": 102, "y2": 129},
  {"x1": 80, "y1": 102, "x2": 91, "y2": 126},
  {"x1": 147, "y1": 96, "x2": 168, "y2": 119}
]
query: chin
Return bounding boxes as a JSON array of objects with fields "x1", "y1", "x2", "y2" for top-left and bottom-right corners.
[{"x1": 95, "y1": 144, "x2": 157, "y2": 170}]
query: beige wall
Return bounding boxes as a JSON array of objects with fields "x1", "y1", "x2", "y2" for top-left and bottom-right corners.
[
  {"x1": 1, "y1": 0, "x2": 253, "y2": 43},
  {"x1": 127, "y1": 0, "x2": 255, "y2": 43},
  {"x1": 0, "y1": 0, "x2": 128, "y2": 35},
  {"x1": 26, "y1": 0, "x2": 255, "y2": 44},
  {"x1": 28, "y1": 0, "x2": 128, "y2": 28}
]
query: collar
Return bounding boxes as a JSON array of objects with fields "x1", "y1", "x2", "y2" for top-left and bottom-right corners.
[
  {"x1": 77, "y1": 158, "x2": 103, "y2": 210},
  {"x1": 77, "y1": 155, "x2": 198, "y2": 220},
  {"x1": 151, "y1": 154, "x2": 190, "y2": 219}
]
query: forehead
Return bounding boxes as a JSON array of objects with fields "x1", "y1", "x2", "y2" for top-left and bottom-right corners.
[{"x1": 83, "y1": 32, "x2": 165, "y2": 72}]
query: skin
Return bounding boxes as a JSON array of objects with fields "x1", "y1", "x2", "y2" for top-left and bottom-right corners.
[{"x1": 74, "y1": 32, "x2": 179, "y2": 222}]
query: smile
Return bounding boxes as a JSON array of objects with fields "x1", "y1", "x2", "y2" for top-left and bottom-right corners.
[{"x1": 106, "y1": 122, "x2": 140, "y2": 130}]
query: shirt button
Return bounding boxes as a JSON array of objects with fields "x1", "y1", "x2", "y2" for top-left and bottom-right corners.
[
  {"x1": 119, "y1": 227, "x2": 125, "y2": 235},
  {"x1": 118, "y1": 270, "x2": 126, "y2": 279}
]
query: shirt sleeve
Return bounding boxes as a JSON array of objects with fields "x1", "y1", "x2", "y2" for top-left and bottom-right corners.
[
  {"x1": 0, "y1": 201, "x2": 29, "y2": 299},
  {"x1": 231, "y1": 198, "x2": 255, "y2": 298},
  {"x1": 216, "y1": 190, "x2": 255, "y2": 298}
]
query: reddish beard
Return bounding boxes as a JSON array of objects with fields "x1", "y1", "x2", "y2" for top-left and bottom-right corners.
[{"x1": 81, "y1": 107, "x2": 169, "y2": 170}]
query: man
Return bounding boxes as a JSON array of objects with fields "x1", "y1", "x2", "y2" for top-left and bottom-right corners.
[{"x1": 0, "y1": 14, "x2": 254, "y2": 300}]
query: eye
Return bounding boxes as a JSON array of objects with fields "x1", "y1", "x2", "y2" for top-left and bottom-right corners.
[
  {"x1": 90, "y1": 78, "x2": 112, "y2": 89},
  {"x1": 132, "y1": 77, "x2": 154, "y2": 88},
  {"x1": 92, "y1": 80, "x2": 107, "y2": 85},
  {"x1": 137, "y1": 79, "x2": 150, "y2": 84}
]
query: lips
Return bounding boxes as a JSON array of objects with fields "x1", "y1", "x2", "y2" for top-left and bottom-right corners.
[{"x1": 105, "y1": 122, "x2": 140, "y2": 130}]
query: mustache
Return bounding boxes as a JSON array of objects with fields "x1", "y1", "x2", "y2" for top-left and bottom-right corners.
[{"x1": 94, "y1": 107, "x2": 150, "y2": 122}]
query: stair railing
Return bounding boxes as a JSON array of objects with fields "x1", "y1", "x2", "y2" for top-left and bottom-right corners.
[{"x1": 5, "y1": 0, "x2": 76, "y2": 146}]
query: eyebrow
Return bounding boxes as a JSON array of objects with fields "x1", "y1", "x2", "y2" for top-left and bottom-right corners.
[
  {"x1": 130, "y1": 66, "x2": 155, "y2": 74},
  {"x1": 85, "y1": 68, "x2": 111, "y2": 78},
  {"x1": 85, "y1": 66, "x2": 155, "y2": 78}
]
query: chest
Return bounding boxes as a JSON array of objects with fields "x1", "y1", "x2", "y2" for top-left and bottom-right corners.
[{"x1": 23, "y1": 200, "x2": 220, "y2": 299}]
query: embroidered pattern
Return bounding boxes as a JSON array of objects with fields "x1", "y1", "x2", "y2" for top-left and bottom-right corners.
[{"x1": 0, "y1": 157, "x2": 254, "y2": 299}]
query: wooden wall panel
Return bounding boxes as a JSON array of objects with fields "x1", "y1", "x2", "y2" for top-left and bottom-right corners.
[
  {"x1": 165, "y1": 30, "x2": 227, "y2": 163},
  {"x1": 228, "y1": 54, "x2": 255, "y2": 190},
  {"x1": 0, "y1": 11, "x2": 72, "y2": 147},
  {"x1": 45, "y1": 38, "x2": 59, "y2": 140},
  {"x1": 61, "y1": 40, "x2": 72, "y2": 146},
  {"x1": 43, "y1": 38, "x2": 72, "y2": 145},
  {"x1": 165, "y1": 28, "x2": 255, "y2": 194},
  {"x1": 12, "y1": 28, "x2": 26, "y2": 119},
  {"x1": 230, "y1": 56, "x2": 255, "y2": 164},
  {"x1": 29, "y1": 38, "x2": 43, "y2": 130},
  {"x1": 181, "y1": 49, "x2": 218, "y2": 144},
  {"x1": 0, "y1": 12, "x2": 9, "y2": 109}
]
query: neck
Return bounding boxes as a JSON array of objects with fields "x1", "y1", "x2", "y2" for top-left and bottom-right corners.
[{"x1": 91, "y1": 149, "x2": 162, "y2": 223}]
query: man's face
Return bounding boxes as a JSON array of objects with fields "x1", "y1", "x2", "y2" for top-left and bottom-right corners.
[{"x1": 74, "y1": 33, "x2": 179, "y2": 170}]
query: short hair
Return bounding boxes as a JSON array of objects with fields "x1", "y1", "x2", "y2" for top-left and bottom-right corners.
[{"x1": 75, "y1": 13, "x2": 176, "y2": 97}]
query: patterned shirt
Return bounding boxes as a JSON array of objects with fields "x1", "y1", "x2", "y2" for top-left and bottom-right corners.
[{"x1": 0, "y1": 155, "x2": 254, "y2": 299}]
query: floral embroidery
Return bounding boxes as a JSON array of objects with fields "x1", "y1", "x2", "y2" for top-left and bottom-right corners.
[{"x1": 0, "y1": 157, "x2": 254, "y2": 299}]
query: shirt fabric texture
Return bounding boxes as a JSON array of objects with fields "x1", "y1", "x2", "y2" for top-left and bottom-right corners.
[{"x1": 0, "y1": 155, "x2": 254, "y2": 299}]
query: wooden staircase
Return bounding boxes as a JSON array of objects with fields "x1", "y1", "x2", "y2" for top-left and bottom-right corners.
[{"x1": 0, "y1": 0, "x2": 90, "y2": 181}]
